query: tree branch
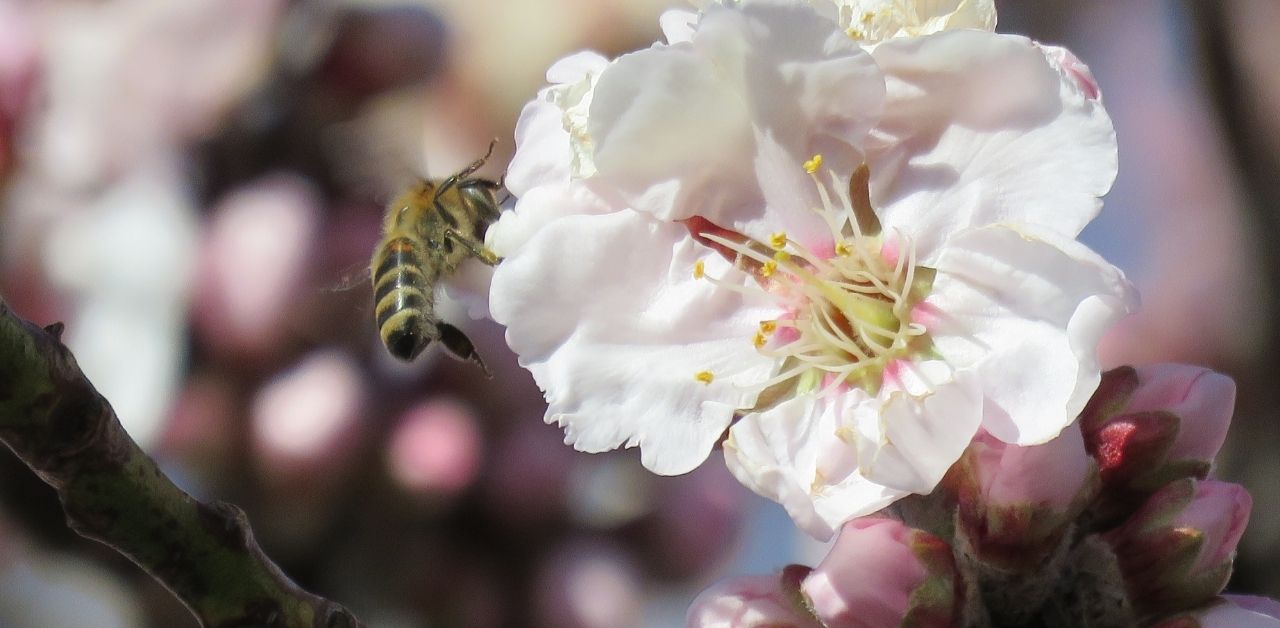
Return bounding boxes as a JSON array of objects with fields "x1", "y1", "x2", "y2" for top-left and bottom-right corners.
[{"x1": 0, "y1": 297, "x2": 363, "y2": 628}]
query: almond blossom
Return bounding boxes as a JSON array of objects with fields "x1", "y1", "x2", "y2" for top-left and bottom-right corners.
[{"x1": 487, "y1": 0, "x2": 1136, "y2": 538}]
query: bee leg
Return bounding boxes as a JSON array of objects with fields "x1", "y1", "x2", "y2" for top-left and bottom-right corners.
[
  {"x1": 436, "y1": 322, "x2": 492, "y2": 378},
  {"x1": 444, "y1": 228, "x2": 502, "y2": 266},
  {"x1": 434, "y1": 140, "x2": 499, "y2": 199}
]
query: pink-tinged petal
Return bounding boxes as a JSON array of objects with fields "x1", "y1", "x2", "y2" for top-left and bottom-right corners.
[
  {"x1": 725, "y1": 395, "x2": 907, "y2": 540},
  {"x1": 587, "y1": 2, "x2": 882, "y2": 240},
  {"x1": 1127, "y1": 364, "x2": 1235, "y2": 464},
  {"x1": 868, "y1": 31, "x2": 1116, "y2": 262},
  {"x1": 1038, "y1": 44, "x2": 1100, "y2": 102},
  {"x1": 927, "y1": 224, "x2": 1137, "y2": 445},
  {"x1": 687, "y1": 571, "x2": 820, "y2": 628},
  {"x1": 855, "y1": 370, "x2": 983, "y2": 493},
  {"x1": 490, "y1": 210, "x2": 777, "y2": 475}
]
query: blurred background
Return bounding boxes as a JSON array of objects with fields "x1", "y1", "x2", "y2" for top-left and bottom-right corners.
[{"x1": 0, "y1": 1, "x2": 1275, "y2": 626}]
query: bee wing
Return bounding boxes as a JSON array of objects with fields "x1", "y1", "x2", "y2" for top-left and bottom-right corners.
[{"x1": 322, "y1": 261, "x2": 372, "y2": 293}]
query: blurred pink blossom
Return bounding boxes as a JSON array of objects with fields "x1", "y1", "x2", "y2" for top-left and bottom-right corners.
[
  {"x1": 387, "y1": 399, "x2": 483, "y2": 497},
  {"x1": 193, "y1": 174, "x2": 321, "y2": 362},
  {"x1": 533, "y1": 541, "x2": 643, "y2": 628},
  {"x1": 250, "y1": 349, "x2": 367, "y2": 478}
]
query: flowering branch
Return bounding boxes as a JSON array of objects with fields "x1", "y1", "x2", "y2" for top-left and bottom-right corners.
[{"x1": 0, "y1": 297, "x2": 362, "y2": 628}]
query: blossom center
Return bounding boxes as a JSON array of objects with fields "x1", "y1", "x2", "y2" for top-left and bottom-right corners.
[{"x1": 695, "y1": 158, "x2": 934, "y2": 400}]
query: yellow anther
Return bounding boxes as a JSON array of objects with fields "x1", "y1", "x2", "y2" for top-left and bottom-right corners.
[
  {"x1": 753, "y1": 332, "x2": 767, "y2": 349},
  {"x1": 761, "y1": 260, "x2": 778, "y2": 277},
  {"x1": 770, "y1": 232, "x2": 788, "y2": 250},
  {"x1": 693, "y1": 259, "x2": 706, "y2": 279},
  {"x1": 835, "y1": 241, "x2": 852, "y2": 257},
  {"x1": 803, "y1": 154, "x2": 824, "y2": 174},
  {"x1": 774, "y1": 251, "x2": 792, "y2": 263},
  {"x1": 760, "y1": 320, "x2": 778, "y2": 334},
  {"x1": 695, "y1": 370, "x2": 715, "y2": 385}
]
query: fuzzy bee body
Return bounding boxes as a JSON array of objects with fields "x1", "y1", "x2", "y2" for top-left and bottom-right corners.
[{"x1": 370, "y1": 145, "x2": 502, "y2": 373}]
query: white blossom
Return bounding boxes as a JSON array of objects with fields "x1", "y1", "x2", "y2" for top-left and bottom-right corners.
[{"x1": 489, "y1": 0, "x2": 1135, "y2": 538}]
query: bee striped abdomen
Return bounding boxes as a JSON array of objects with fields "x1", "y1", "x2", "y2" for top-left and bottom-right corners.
[{"x1": 372, "y1": 234, "x2": 437, "y2": 361}]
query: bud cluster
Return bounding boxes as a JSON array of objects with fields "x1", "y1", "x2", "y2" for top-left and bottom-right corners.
[{"x1": 688, "y1": 364, "x2": 1273, "y2": 627}]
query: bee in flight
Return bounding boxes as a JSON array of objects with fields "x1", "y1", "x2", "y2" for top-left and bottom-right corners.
[{"x1": 371, "y1": 141, "x2": 503, "y2": 375}]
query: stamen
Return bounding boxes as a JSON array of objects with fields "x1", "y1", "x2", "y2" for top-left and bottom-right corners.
[
  {"x1": 803, "y1": 154, "x2": 823, "y2": 174},
  {"x1": 701, "y1": 232, "x2": 776, "y2": 267},
  {"x1": 691, "y1": 163, "x2": 933, "y2": 407}
]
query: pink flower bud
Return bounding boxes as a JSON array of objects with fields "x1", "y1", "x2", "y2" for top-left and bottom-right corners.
[
  {"x1": 687, "y1": 566, "x2": 820, "y2": 628},
  {"x1": 1080, "y1": 365, "x2": 1236, "y2": 524},
  {"x1": 801, "y1": 518, "x2": 960, "y2": 628},
  {"x1": 948, "y1": 424, "x2": 1097, "y2": 568},
  {"x1": 1125, "y1": 364, "x2": 1234, "y2": 465},
  {"x1": 1103, "y1": 479, "x2": 1252, "y2": 616}
]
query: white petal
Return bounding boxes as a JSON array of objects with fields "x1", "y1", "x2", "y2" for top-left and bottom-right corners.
[
  {"x1": 490, "y1": 211, "x2": 778, "y2": 475},
  {"x1": 926, "y1": 224, "x2": 1138, "y2": 445},
  {"x1": 868, "y1": 31, "x2": 1116, "y2": 262},
  {"x1": 486, "y1": 183, "x2": 614, "y2": 259},
  {"x1": 835, "y1": 0, "x2": 996, "y2": 42},
  {"x1": 659, "y1": 8, "x2": 698, "y2": 44},
  {"x1": 505, "y1": 51, "x2": 611, "y2": 195},
  {"x1": 505, "y1": 95, "x2": 572, "y2": 196},
  {"x1": 586, "y1": 3, "x2": 882, "y2": 235},
  {"x1": 854, "y1": 369, "x2": 983, "y2": 493},
  {"x1": 441, "y1": 258, "x2": 494, "y2": 321},
  {"x1": 724, "y1": 394, "x2": 906, "y2": 540}
]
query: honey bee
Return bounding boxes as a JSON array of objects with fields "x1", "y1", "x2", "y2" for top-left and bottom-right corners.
[{"x1": 371, "y1": 141, "x2": 503, "y2": 374}]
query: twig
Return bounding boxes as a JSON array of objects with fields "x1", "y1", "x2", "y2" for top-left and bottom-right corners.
[{"x1": 0, "y1": 297, "x2": 363, "y2": 628}]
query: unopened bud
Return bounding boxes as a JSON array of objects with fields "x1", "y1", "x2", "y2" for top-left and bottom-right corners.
[
  {"x1": 947, "y1": 424, "x2": 1097, "y2": 569},
  {"x1": 1103, "y1": 479, "x2": 1251, "y2": 616},
  {"x1": 801, "y1": 517, "x2": 960, "y2": 628},
  {"x1": 686, "y1": 565, "x2": 820, "y2": 628},
  {"x1": 1080, "y1": 365, "x2": 1236, "y2": 524}
]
